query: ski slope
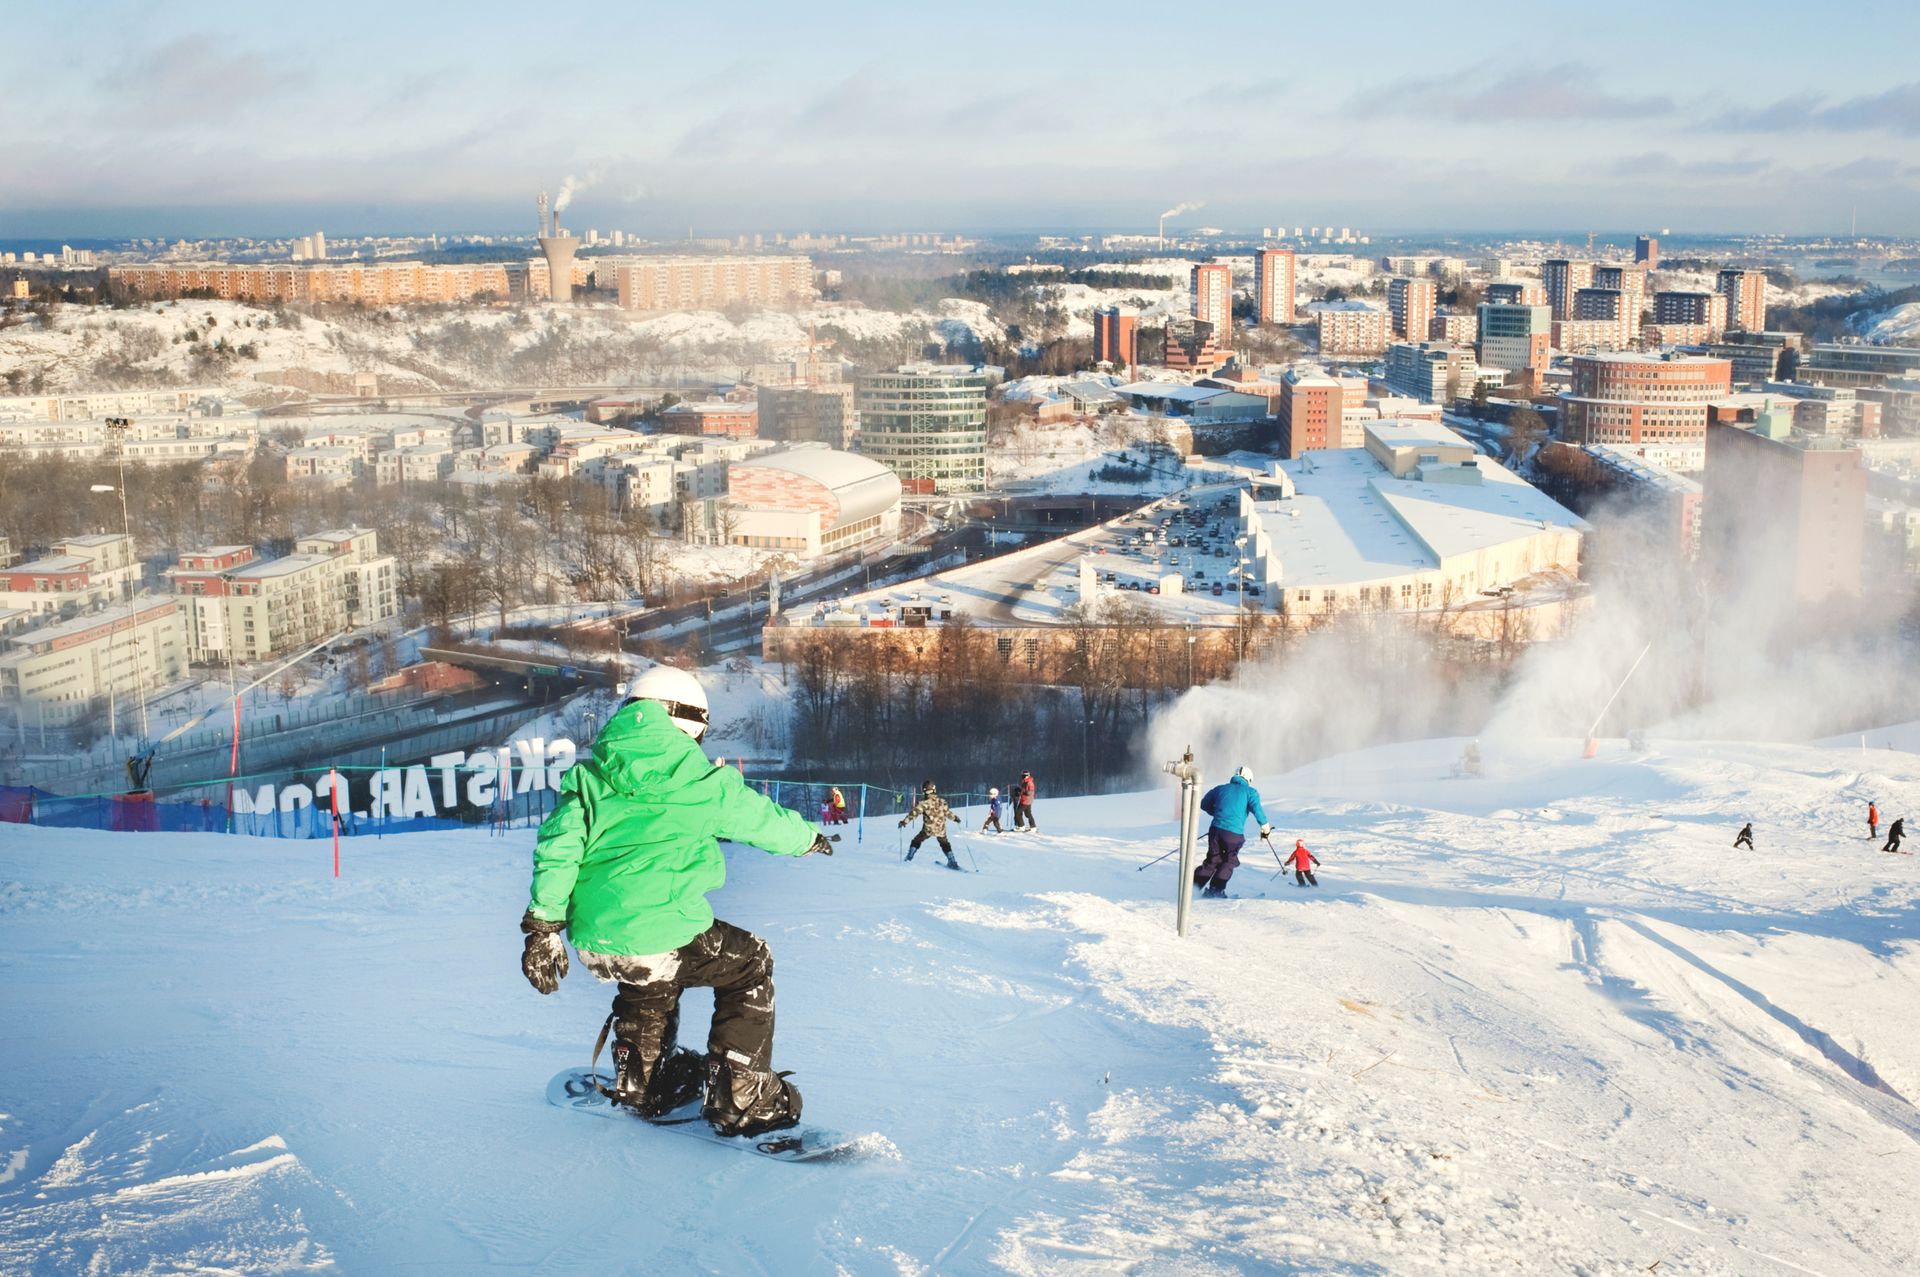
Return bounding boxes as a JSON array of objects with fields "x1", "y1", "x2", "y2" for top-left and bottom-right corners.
[{"x1": 2, "y1": 736, "x2": 1918, "y2": 1275}]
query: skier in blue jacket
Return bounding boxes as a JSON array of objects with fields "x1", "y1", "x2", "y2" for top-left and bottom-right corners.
[{"x1": 1195, "y1": 766, "x2": 1272, "y2": 897}]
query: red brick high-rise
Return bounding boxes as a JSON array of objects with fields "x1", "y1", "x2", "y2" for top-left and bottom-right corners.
[
  {"x1": 1387, "y1": 277, "x2": 1436, "y2": 341},
  {"x1": 1093, "y1": 306, "x2": 1138, "y2": 370},
  {"x1": 1279, "y1": 370, "x2": 1342, "y2": 458}
]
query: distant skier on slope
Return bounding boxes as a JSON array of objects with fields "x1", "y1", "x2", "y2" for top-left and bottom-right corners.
[
  {"x1": 1012, "y1": 771, "x2": 1038, "y2": 832},
  {"x1": 518, "y1": 666, "x2": 833, "y2": 1137},
  {"x1": 1883, "y1": 817, "x2": 1905, "y2": 854},
  {"x1": 981, "y1": 787, "x2": 1005, "y2": 835},
  {"x1": 1734, "y1": 822, "x2": 1755, "y2": 850},
  {"x1": 1287, "y1": 838, "x2": 1321, "y2": 888},
  {"x1": 1868, "y1": 801, "x2": 1879, "y2": 840},
  {"x1": 1194, "y1": 766, "x2": 1273, "y2": 898},
  {"x1": 827, "y1": 786, "x2": 849, "y2": 825},
  {"x1": 900, "y1": 780, "x2": 963, "y2": 870}
]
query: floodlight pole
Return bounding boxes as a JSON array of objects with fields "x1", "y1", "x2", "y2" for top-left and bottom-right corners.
[{"x1": 1164, "y1": 745, "x2": 1201, "y2": 936}]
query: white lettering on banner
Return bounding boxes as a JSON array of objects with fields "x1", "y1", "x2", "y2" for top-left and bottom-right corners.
[
  {"x1": 466, "y1": 752, "x2": 497, "y2": 807},
  {"x1": 219, "y1": 736, "x2": 578, "y2": 829},
  {"x1": 514, "y1": 738, "x2": 546, "y2": 795},
  {"x1": 546, "y1": 739, "x2": 576, "y2": 789},
  {"x1": 431, "y1": 752, "x2": 467, "y2": 808},
  {"x1": 402, "y1": 766, "x2": 434, "y2": 819}
]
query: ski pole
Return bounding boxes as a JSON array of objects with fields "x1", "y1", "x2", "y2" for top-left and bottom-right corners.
[
  {"x1": 1262, "y1": 833, "x2": 1286, "y2": 870},
  {"x1": 1138, "y1": 833, "x2": 1205, "y2": 871}
]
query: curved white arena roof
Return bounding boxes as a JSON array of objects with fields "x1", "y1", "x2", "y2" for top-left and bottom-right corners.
[{"x1": 732, "y1": 449, "x2": 903, "y2": 530}]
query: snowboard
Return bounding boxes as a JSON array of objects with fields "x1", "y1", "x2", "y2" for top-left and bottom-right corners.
[{"x1": 545, "y1": 1067, "x2": 871, "y2": 1163}]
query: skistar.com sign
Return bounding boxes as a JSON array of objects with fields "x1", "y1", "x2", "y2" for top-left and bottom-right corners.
[{"x1": 231, "y1": 736, "x2": 580, "y2": 821}]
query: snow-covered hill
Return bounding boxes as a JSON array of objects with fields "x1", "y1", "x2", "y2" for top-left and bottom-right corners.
[
  {"x1": 1853, "y1": 300, "x2": 1920, "y2": 345},
  {"x1": 3, "y1": 734, "x2": 1918, "y2": 1274}
]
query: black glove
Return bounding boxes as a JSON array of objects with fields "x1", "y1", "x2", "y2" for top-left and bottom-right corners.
[
  {"x1": 804, "y1": 832, "x2": 834, "y2": 857},
  {"x1": 519, "y1": 911, "x2": 568, "y2": 995},
  {"x1": 898, "y1": 819, "x2": 908, "y2": 828}
]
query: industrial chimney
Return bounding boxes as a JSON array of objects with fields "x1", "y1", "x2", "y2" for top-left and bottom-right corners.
[{"x1": 536, "y1": 190, "x2": 581, "y2": 305}]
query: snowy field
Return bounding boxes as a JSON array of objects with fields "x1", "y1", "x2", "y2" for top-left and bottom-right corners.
[{"x1": 3, "y1": 735, "x2": 1918, "y2": 1275}]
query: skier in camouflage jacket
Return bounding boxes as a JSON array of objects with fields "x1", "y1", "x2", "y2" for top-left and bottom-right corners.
[{"x1": 899, "y1": 781, "x2": 962, "y2": 870}]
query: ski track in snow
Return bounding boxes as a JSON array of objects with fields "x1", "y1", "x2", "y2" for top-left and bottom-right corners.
[{"x1": 2, "y1": 735, "x2": 1918, "y2": 1274}]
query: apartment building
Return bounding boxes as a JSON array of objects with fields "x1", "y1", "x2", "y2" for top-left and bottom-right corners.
[
  {"x1": 758, "y1": 383, "x2": 858, "y2": 447},
  {"x1": 165, "y1": 529, "x2": 396, "y2": 662},
  {"x1": 610, "y1": 256, "x2": 815, "y2": 311},
  {"x1": 1717, "y1": 269, "x2": 1768, "y2": 333},
  {"x1": 1429, "y1": 313, "x2": 1478, "y2": 344},
  {"x1": 1254, "y1": 248, "x2": 1296, "y2": 326},
  {"x1": 1382, "y1": 342, "x2": 1479, "y2": 404},
  {"x1": 1542, "y1": 259, "x2": 1594, "y2": 321},
  {"x1": 1477, "y1": 303, "x2": 1551, "y2": 382},
  {"x1": 1191, "y1": 264, "x2": 1234, "y2": 345},
  {"x1": 1703, "y1": 423, "x2": 1865, "y2": 602},
  {"x1": 1387, "y1": 277, "x2": 1436, "y2": 342},
  {"x1": 0, "y1": 598, "x2": 187, "y2": 729},
  {"x1": 1590, "y1": 264, "x2": 1647, "y2": 335},
  {"x1": 1484, "y1": 281, "x2": 1548, "y2": 308},
  {"x1": 1279, "y1": 371, "x2": 1343, "y2": 458},
  {"x1": 1653, "y1": 291, "x2": 1728, "y2": 339},
  {"x1": 1093, "y1": 306, "x2": 1140, "y2": 369},
  {"x1": 0, "y1": 534, "x2": 140, "y2": 616},
  {"x1": 1312, "y1": 303, "x2": 1391, "y2": 357},
  {"x1": 659, "y1": 401, "x2": 760, "y2": 440},
  {"x1": 1558, "y1": 353, "x2": 1733, "y2": 470}
]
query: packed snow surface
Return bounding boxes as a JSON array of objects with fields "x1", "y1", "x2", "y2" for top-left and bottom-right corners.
[{"x1": 3, "y1": 735, "x2": 1918, "y2": 1274}]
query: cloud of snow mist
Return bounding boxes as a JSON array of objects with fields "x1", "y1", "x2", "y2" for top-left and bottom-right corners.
[
  {"x1": 1144, "y1": 619, "x2": 1501, "y2": 782},
  {"x1": 1143, "y1": 484, "x2": 1918, "y2": 786}
]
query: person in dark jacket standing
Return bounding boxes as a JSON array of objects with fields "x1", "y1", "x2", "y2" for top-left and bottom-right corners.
[
  {"x1": 1287, "y1": 838, "x2": 1321, "y2": 888},
  {"x1": 1884, "y1": 817, "x2": 1905, "y2": 854},
  {"x1": 1012, "y1": 771, "x2": 1038, "y2": 832},
  {"x1": 900, "y1": 780, "x2": 962, "y2": 870},
  {"x1": 1194, "y1": 767, "x2": 1273, "y2": 897},
  {"x1": 1734, "y1": 822, "x2": 1755, "y2": 850}
]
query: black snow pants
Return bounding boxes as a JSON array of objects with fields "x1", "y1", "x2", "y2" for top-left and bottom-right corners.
[
  {"x1": 1195, "y1": 828, "x2": 1246, "y2": 888},
  {"x1": 909, "y1": 831, "x2": 955, "y2": 861},
  {"x1": 1885, "y1": 832, "x2": 1904, "y2": 854},
  {"x1": 1734, "y1": 832, "x2": 1754, "y2": 850},
  {"x1": 982, "y1": 811, "x2": 1003, "y2": 833},
  {"x1": 1294, "y1": 868, "x2": 1318, "y2": 887},
  {"x1": 579, "y1": 919, "x2": 777, "y2": 1074},
  {"x1": 1013, "y1": 799, "x2": 1035, "y2": 829}
]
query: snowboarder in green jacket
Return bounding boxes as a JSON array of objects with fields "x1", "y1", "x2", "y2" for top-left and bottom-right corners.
[{"x1": 519, "y1": 666, "x2": 832, "y2": 1136}]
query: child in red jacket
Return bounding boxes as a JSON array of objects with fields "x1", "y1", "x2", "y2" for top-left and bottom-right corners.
[{"x1": 1288, "y1": 838, "x2": 1321, "y2": 887}]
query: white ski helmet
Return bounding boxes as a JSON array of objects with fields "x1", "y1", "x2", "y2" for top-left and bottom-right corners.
[
  {"x1": 1236, "y1": 765, "x2": 1254, "y2": 783},
  {"x1": 989, "y1": 787, "x2": 1000, "y2": 798},
  {"x1": 624, "y1": 665, "x2": 710, "y2": 741}
]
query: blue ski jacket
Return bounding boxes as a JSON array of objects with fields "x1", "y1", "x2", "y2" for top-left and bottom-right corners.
[{"x1": 1200, "y1": 776, "x2": 1269, "y2": 835}]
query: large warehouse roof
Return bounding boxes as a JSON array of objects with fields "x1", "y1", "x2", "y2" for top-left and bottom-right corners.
[{"x1": 731, "y1": 448, "x2": 903, "y2": 529}]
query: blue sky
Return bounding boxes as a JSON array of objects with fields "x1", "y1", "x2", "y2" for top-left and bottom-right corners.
[{"x1": 5, "y1": 0, "x2": 1919, "y2": 238}]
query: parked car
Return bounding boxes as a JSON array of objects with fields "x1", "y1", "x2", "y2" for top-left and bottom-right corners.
[
  {"x1": 1147, "y1": 584, "x2": 1160, "y2": 595},
  {"x1": 1211, "y1": 582, "x2": 1224, "y2": 596}
]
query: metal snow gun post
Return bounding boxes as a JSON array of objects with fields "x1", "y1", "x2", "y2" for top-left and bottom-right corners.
[{"x1": 1164, "y1": 745, "x2": 1202, "y2": 937}]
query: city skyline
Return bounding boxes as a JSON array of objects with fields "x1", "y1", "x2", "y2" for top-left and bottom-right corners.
[{"x1": 4, "y1": 0, "x2": 1920, "y2": 239}]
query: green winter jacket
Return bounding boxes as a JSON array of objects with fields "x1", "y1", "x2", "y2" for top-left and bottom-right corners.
[{"x1": 527, "y1": 699, "x2": 817, "y2": 956}]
